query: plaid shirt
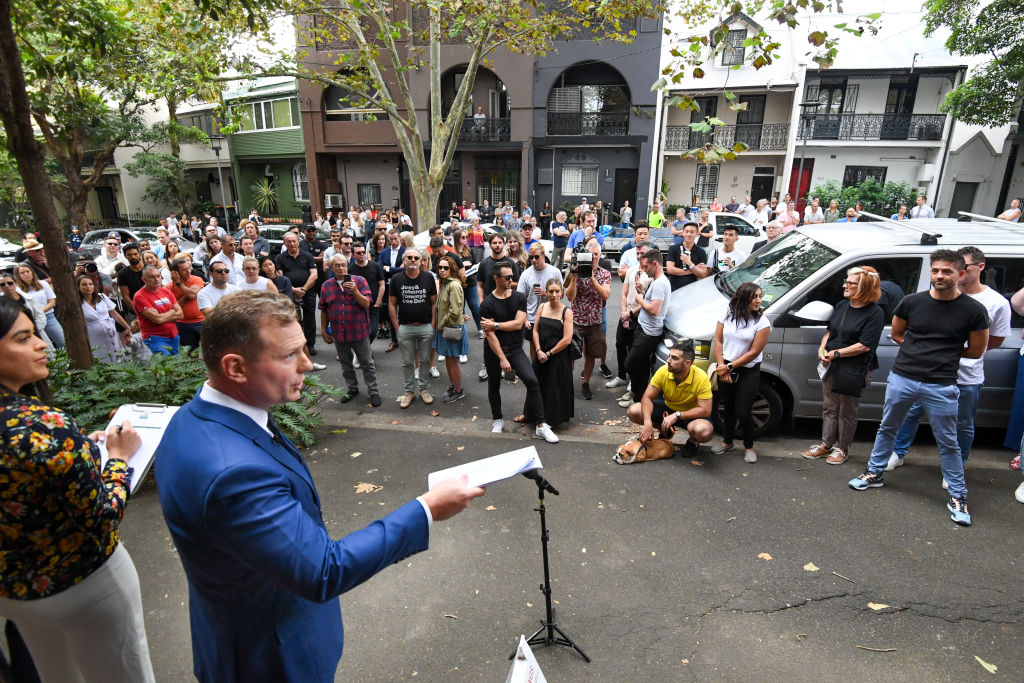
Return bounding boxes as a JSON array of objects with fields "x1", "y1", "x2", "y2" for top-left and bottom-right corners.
[{"x1": 317, "y1": 274, "x2": 371, "y2": 342}]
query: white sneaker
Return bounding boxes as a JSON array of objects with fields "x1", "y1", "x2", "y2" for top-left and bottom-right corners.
[
  {"x1": 744, "y1": 449, "x2": 757, "y2": 463},
  {"x1": 311, "y1": 362, "x2": 327, "y2": 371},
  {"x1": 605, "y1": 376, "x2": 627, "y2": 388},
  {"x1": 536, "y1": 423, "x2": 559, "y2": 444},
  {"x1": 414, "y1": 368, "x2": 420, "y2": 380},
  {"x1": 941, "y1": 477, "x2": 949, "y2": 490},
  {"x1": 885, "y1": 452, "x2": 905, "y2": 471},
  {"x1": 492, "y1": 419, "x2": 504, "y2": 433},
  {"x1": 429, "y1": 365, "x2": 440, "y2": 378},
  {"x1": 1015, "y1": 481, "x2": 1024, "y2": 504},
  {"x1": 352, "y1": 352, "x2": 360, "y2": 369},
  {"x1": 459, "y1": 355, "x2": 468, "y2": 363},
  {"x1": 437, "y1": 355, "x2": 445, "y2": 361}
]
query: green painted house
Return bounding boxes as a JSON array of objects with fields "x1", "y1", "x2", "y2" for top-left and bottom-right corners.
[{"x1": 224, "y1": 77, "x2": 309, "y2": 219}]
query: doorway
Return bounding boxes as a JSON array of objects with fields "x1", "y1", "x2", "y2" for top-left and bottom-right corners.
[
  {"x1": 613, "y1": 168, "x2": 638, "y2": 222},
  {"x1": 949, "y1": 181, "x2": 979, "y2": 220},
  {"x1": 750, "y1": 166, "x2": 775, "y2": 204},
  {"x1": 788, "y1": 158, "x2": 814, "y2": 208}
]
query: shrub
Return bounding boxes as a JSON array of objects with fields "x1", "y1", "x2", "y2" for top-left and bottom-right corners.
[
  {"x1": 808, "y1": 179, "x2": 917, "y2": 219},
  {"x1": 47, "y1": 348, "x2": 345, "y2": 447}
]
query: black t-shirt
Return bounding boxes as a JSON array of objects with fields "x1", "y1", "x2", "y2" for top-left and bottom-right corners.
[
  {"x1": 274, "y1": 250, "x2": 317, "y2": 289},
  {"x1": 480, "y1": 290, "x2": 527, "y2": 349},
  {"x1": 892, "y1": 291, "x2": 989, "y2": 385},
  {"x1": 696, "y1": 223, "x2": 713, "y2": 249},
  {"x1": 826, "y1": 300, "x2": 885, "y2": 370},
  {"x1": 877, "y1": 280, "x2": 905, "y2": 321},
  {"x1": 390, "y1": 271, "x2": 436, "y2": 324},
  {"x1": 349, "y1": 260, "x2": 385, "y2": 303},
  {"x1": 666, "y1": 243, "x2": 707, "y2": 290},
  {"x1": 479, "y1": 255, "x2": 505, "y2": 298},
  {"x1": 117, "y1": 266, "x2": 145, "y2": 300}
]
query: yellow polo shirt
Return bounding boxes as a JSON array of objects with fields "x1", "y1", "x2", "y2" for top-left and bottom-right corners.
[{"x1": 649, "y1": 364, "x2": 713, "y2": 412}]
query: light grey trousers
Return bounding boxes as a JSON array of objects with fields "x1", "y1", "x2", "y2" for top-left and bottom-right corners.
[{"x1": 0, "y1": 544, "x2": 155, "y2": 683}]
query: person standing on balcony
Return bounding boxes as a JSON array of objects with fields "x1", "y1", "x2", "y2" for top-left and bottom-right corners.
[
  {"x1": 911, "y1": 195, "x2": 935, "y2": 218},
  {"x1": 472, "y1": 106, "x2": 487, "y2": 140}
]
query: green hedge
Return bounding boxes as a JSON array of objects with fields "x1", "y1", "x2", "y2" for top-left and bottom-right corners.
[{"x1": 807, "y1": 179, "x2": 917, "y2": 219}]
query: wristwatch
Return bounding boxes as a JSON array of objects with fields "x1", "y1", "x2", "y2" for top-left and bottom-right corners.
[
  {"x1": 726, "y1": 362, "x2": 734, "y2": 370},
  {"x1": 833, "y1": 350, "x2": 842, "y2": 358},
  {"x1": 675, "y1": 411, "x2": 682, "y2": 419}
]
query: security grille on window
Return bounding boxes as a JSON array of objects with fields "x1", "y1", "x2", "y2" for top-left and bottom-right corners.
[
  {"x1": 721, "y1": 29, "x2": 746, "y2": 66},
  {"x1": 292, "y1": 163, "x2": 309, "y2": 202},
  {"x1": 695, "y1": 165, "x2": 720, "y2": 204},
  {"x1": 561, "y1": 166, "x2": 599, "y2": 196},
  {"x1": 842, "y1": 166, "x2": 887, "y2": 187},
  {"x1": 357, "y1": 184, "x2": 382, "y2": 206}
]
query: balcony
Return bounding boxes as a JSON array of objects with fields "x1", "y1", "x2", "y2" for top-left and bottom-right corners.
[
  {"x1": 797, "y1": 113, "x2": 946, "y2": 142},
  {"x1": 664, "y1": 123, "x2": 789, "y2": 152},
  {"x1": 457, "y1": 117, "x2": 510, "y2": 142},
  {"x1": 546, "y1": 112, "x2": 629, "y2": 136}
]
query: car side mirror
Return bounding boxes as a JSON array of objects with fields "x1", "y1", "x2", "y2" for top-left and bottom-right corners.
[{"x1": 791, "y1": 300, "x2": 833, "y2": 323}]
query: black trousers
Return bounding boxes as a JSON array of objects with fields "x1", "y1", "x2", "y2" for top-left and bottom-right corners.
[
  {"x1": 484, "y1": 344, "x2": 544, "y2": 423},
  {"x1": 625, "y1": 330, "x2": 662, "y2": 398},
  {"x1": 614, "y1": 315, "x2": 636, "y2": 380},
  {"x1": 296, "y1": 292, "x2": 318, "y2": 349},
  {"x1": 719, "y1": 363, "x2": 761, "y2": 448},
  {"x1": 385, "y1": 280, "x2": 398, "y2": 342}
]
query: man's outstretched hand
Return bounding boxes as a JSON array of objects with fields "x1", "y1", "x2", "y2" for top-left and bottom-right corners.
[{"x1": 421, "y1": 474, "x2": 486, "y2": 522}]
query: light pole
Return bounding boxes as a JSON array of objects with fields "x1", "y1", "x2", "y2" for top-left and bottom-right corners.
[
  {"x1": 210, "y1": 136, "x2": 231, "y2": 232},
  {"x1": 795, "y1": 101, "x2": 819, "y2": 210}
]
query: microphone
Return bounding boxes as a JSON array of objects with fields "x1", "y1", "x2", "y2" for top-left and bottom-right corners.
[{"x1": 522, "y1": 469, "x2": 559, "y2": 495}]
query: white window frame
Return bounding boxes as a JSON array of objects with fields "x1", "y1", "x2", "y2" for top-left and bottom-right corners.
[
  {"x1": 292, "y1": 163, "x2": 309, "y2": 202},
  {"x1": 695, "y1": 164, "x2": 720, "y2": 204},
  {"x1": 232, "y1": 96, "x2": 300, "y2": 134},
  {"x1": 561, "y1": 165, "x2": 599, "y2": 196},
  {"x1": 721, "y1": 29, "x2": 746, "y2": 67}
]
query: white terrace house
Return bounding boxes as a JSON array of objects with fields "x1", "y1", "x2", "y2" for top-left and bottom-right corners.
[{"x1": 653, "y1": 13, "x2": 802, "y2": 209}]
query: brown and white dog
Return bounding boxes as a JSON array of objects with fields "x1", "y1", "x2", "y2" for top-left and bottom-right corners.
[{"x1": 614, "y1": 437, "x2": 676, "y2": 464}]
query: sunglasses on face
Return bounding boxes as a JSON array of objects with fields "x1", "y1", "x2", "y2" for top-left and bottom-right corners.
[
  {"x1": 0, "y1": 281, "x2": 15, "y2": 287},
  {"x1": 499, "y1": 274, "x2": 514, "y2": 281},
  {"x1": 211, "y1": 268, "x2": 229, "y2": 274},
  {"x1": 529, "y1": 255, "x2": 543, "y2": 260},
  {"x1": 437, "y1": 265, "x2": 450, "y2": 271},
  {"x1": 406, "y1": 256, "x2": 420, "y2": 261}
]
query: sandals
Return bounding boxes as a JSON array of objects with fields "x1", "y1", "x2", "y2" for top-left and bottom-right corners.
[
  {"x1": 512, "y1": 415, "x2": 527, "y2": 424},
  {"x1": 801, "y1": 444, "x2": 831, "y2": 459},
  {"x1": 826, "y1": 447, "x2": 848, "y2": 465}
]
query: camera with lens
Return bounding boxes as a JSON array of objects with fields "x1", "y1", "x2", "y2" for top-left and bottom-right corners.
[{"x1": 570, "y1": 245, "x2": 594, "y2": 278}]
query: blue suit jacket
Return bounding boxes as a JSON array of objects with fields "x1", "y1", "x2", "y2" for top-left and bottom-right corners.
[
  {"x1": 155, "y1": 392, "x2": 429, "y2": 682},
  {"x1": 378, "y1": 245, "x2": 405, "y2": 282}
]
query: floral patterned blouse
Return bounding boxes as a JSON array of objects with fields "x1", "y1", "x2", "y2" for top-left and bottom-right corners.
[{"x1": 0, "y1": 391, "x2": 130, "y2": 600}]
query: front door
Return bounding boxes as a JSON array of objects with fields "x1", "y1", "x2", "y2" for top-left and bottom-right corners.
[
  {"x1": 613, "y1": 168, "x2": 638, "y2": 224},
  {"x1": 95, "y1": 186, "x2": 119, "y2": 222},
  {"x1": 750, "y1": 174, "x2": 774, "y2": 205},
  {"x1": 788, "y1": 158, "x2": 814, "y2": 209},
  {"x1": 949, "y1": 181, "x2": 979, "y2": 220}
]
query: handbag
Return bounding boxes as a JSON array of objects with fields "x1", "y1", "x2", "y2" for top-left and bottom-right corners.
[
  {"x1": 442, "y1": 325, "x2": 463, "y2": 341},
  {"x1": 707, "y1": 362, "x2": 719, "y2": 391},
  {"x1": 829, "y1": 305, "x2": 869, "y2": 397}
]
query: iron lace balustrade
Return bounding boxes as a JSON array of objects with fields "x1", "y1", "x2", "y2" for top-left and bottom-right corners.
[
  {"x1": 458, "y1": 117, "x2": 511, "y2": 142},
  {"x1": 798, "y1": 113, "x2": 947, "y2": 141},
  {"x1": 664, "y1": 123, "x2": 789, "y2": 152},
  {"x1": 546, "y1": 112, "x2": 629, "y2": 136}
]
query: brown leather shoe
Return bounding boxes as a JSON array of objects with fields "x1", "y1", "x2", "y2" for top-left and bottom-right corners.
[
  {"x1": 400, "y1": 392, "x2": 415, "y2": 409},
  {"x1": 385, "y1": 342, "x2": 399, "y2": 353},
  {"x1": 801, "y1": 444, "x2": 831, "y2": 459},
  {"x1": 419, "y1": 390, "x2": 434, "y2": 405}
]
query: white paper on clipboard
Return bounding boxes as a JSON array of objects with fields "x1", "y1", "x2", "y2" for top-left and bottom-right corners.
[
  {"x1": 428, "y1": 446, "x2": 542, "y2": 490},
  {"x1": 97, "y1": 403, "x2": 179, "y2": 491}
]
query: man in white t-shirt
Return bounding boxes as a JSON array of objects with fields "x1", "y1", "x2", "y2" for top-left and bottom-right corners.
[
  {"x1": 607, "y1": 241, "x2": 653, "y2": 393},
  {"x1": 738, "y1": 195, "x2": 757, "y2": 222},
  {"x1": 803, "y1": 197, "x2": 825, "y2": 224},
  {"x1": 622, "y1": 248, "x2": 672, "y2": 407},
  {"x1": 209, "y1": 234, "x2": 245, "y2": 285},
  {"x1": 752, "y1": 199, "x2": 771, "y2": 226},
  {"x1": 516, "y1": 243, "x2": 562, "y2": 351},
  {"x1": 197, "y1": 261, "x2": 241, "y2": 315},
  {"x1": 887, "y1": 246, "x2": 1011, "y2": 474},
  {"x1": 997, "y1": 198, "x2": 1021, "y2": 222},
  {"x1": 708, "y1": 226, "x2": 747, "y2": 273}
]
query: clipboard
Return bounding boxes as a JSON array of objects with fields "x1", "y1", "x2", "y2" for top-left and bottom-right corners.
[{"x1": 98, "y1": 403, "x2": 179, "y2": 491}]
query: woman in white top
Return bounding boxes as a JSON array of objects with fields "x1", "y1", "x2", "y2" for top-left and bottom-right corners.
[
  {"x1": 77, "y1": 274, "x2": 128, "y2": 362},
  {"x1": 236, "y1": 257, "x2": 278, "y2": 292},
  {"x1": 15, "y1": 263, "x2": 64, "y2": 348},
  {"x1": 712, "y1": 282, "x2": 772, "y2": 463},
  {"x1": 141, "y1": 250, "x2": 171, "y2": 286}
]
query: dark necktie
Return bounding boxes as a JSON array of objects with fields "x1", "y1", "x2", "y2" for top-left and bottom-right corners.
[{"x1": 266, "y1": 413, "x2": 285, "y2": 447}]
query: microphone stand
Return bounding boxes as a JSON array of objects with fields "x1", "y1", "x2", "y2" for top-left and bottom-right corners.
[{"x1": 509, "y1": 470, "x2": 590, "y2": 662}]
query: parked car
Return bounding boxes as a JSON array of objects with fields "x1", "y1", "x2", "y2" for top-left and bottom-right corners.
[
  {"x1": 0, "y1": 236, "x2": 20, "y2": 258},
  {"x1": 599, "y1": 212, "x2": 765, "y2": 263},
  {"x1": 234, "y1": 224, "x2": 330, "y2": 256},
  {"x1": 656, "y1": 218, "x2": 1024, "y2": 437},
  {"x1": 78, "y1": 228, "x2": 198, "y2": 260}
]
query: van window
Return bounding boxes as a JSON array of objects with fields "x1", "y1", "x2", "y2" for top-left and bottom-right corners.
[
  {"x1": 718, "y1": 232, "x2": 839, "y2": 309},
  {"x1": 982, "y1": 257, "x2": 1024, "y2": 328},
  {"x1": 716, "y1": 214, "x2": 760, "y2": 237}
]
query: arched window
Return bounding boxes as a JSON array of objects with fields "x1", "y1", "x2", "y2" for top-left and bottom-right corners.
[{"x1": 292, "y1": 163, "x2": 309, "y2": 202}]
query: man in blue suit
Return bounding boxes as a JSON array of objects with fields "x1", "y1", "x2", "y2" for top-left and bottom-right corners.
[
  {"x1": 155, "y1": 290, "x2": 484, "y2": 682},
  {"x1": 377, "y1": 229, "x2": 405, "y2": 352}
]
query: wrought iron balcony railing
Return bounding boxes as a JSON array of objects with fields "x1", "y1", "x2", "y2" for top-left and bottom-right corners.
[
  {"x1": 664, "y1": 123, "x2": 790, "y2": 152},
  {"x1": 546, "y1": 111, "x2": 629, "y2": 136},
  {"x1": 457, "y1": 117, "x2": 511, "y2": 142},
  {"x1": 797, "y1": 113, "x2": 946, "y2": 141}
]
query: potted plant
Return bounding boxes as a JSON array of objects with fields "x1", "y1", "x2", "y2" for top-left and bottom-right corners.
[{"x1": 250, "y1": 177, "x2": 278, "y2": 216}]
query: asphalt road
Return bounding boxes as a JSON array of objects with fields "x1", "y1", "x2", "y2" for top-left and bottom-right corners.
[{"x1": 119, "y1": 308, "x2": 1023, "y2": 681}]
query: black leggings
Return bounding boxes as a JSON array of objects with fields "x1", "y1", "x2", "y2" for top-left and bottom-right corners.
[
  {"x1": 484, "y1": 344, "x2": 544, "y2": 423},
  {"x1": 614, "y1": 316, "x2": 635, "y2": 380},
  {"x1": 719, "y1": 363, "x2": 761, "y2": 448}
]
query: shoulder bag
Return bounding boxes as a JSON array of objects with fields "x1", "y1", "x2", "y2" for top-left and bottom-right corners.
[{"x1": 830, "y1": 304, "x2": 870, "y2": 397}]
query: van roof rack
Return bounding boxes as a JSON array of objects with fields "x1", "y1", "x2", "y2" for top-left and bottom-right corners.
[
  {"x1": 858, "y1": 210, "x2": 942, "y2": 245},
  {"x1": 956, "y1": 211, "x2": 1024, "y2": 228}
]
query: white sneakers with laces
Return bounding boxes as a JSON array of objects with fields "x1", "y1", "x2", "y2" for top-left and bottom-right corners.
[
  {"x1": 535, "y1": 423, "x2": 559, "y2": 444},
  {"x1": 491, "y1": 419, "x2": 504, "y2": 433}
]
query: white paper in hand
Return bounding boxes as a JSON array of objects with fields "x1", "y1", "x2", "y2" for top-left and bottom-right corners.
[
  {"x1": 506, "y1": 635, "x2": 547, "y2": 683},
  {"x1": 98, "y1": 403, "x2": 179, "y2": 491},
  {"x1": 428, "y1": 446, "x2": 542, "y2": 489}
]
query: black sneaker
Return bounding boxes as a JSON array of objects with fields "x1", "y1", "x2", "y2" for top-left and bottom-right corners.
[
  {"x1": 340, "y1": 388, "x2": 359, "y2": 403},
  {"x1": 848, "y1": 470, "x2": 885, "y2": 490},
  {"x1": 582, "y1": 382, "x2": 593, "y2": 400},
  {"x1": 443, "y1": 386, "x2": 466, "y2": 404},
  {"x1": 599, "y1": 364, "x2": 614, "y2": 380},
  {"x1": 369, "y1": 393, "x2": 382, "y2": 408}
]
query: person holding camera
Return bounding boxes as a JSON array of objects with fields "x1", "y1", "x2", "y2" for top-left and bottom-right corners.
[
  {"x1": 566, "y1": 239, "x2": 610, "y2": 400},
  {"x1": 712, "y1": 282, "x2": 772, "y2": 463}
]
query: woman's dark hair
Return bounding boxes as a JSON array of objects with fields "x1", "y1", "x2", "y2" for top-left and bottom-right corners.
[
  {"x1": 0, "y1": 296, "x2": 51, "y2": 400},
  {"x1": 727, "y1": 282, "x2": 762, "y2": 327}
]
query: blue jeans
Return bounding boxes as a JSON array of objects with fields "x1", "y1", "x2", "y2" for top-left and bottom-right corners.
[
  {"x1": 867, "y1": 372, "x2": 965, "y2": 498},
  {"x1": 464, "y1": 284, "x2": 481, "y2": 331},
  {"x1": 143, "y1": 334, "x2": 180, "y2": 356},
  {"x1": 44, "y1": 311, "x2": 65, "y2": 348},
  {"x1": 1003, "y1": 352, "x2": 1024, "y2": 451},
  {"x1": 892, "y1": 384, "x2": 982, "y2": 463}
]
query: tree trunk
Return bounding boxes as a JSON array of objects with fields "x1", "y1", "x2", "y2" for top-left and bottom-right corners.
[
  {"x1": 0, "y1": 0, "x2": 92, "y2": 369},
  {"x1": 411, "y1": 172, "x2": 441, "y2": 236}
]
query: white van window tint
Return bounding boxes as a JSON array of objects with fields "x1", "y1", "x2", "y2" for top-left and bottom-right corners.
[{"x1": 718, "y1": 232, "x2": 839, "y2": 309}]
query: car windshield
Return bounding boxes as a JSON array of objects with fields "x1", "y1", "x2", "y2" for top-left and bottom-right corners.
[{"x1": 717, "y1": 232, "x2": 839, "y2": 310}]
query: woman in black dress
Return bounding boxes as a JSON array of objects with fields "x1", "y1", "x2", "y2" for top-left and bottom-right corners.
[{"x1": 532, "y1": 276, "x2": 574, "y2": 427}]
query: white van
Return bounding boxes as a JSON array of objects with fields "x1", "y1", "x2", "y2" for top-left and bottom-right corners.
[{"x1": 656, "y1": 218, "x2": 1024, "y2": 436}]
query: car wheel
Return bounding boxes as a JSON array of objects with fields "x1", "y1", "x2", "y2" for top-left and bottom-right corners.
[{"x1": 712, "y1": 380, "x2": 784, "y2": 439}]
